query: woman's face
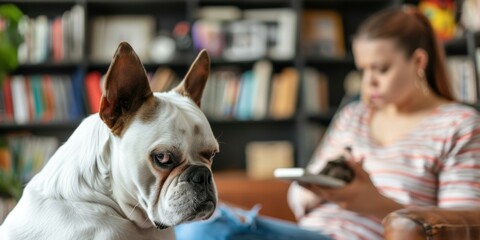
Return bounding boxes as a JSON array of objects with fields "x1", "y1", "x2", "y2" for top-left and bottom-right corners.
[{"x1": 353, "y1": 38, "x2": 418, "y2": 109}]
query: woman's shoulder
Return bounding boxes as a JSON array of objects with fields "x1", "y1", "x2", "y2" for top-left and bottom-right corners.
[
  {"x1": 437, "y1": 102, "x2": 480, "y2": 119},
  {"x1": 435, "y1": 102, "x2": 480, "y2": 130}
]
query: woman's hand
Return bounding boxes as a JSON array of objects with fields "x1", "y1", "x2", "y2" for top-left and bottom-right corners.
[{"x1": 299, "y1": 152, "x2": 404, "y2": 219}]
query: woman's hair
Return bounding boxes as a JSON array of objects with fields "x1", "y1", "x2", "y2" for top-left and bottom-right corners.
[{"x1": 355, "y1": 6, "x2": 455, "y2": 101}]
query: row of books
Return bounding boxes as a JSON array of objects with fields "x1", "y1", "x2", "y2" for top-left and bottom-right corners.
[
  {"x1": 0, "y1": 135, "x2": 59, "y2": 185},
  {"x1": 18, "y1": 4, "x2": 84, "y2": 64},
  {"x1": 200, "y1": 61, "x2": 300, "y2": 120},
  {"x1": 0, "y1": 72, "x2": 85, "y2": 124},
  {"x1": 83, "y1": 68, "x2": 182, "y2": 115},
  {"x1": 0, "y1": 62, "x2": 330, "y2": 124}
]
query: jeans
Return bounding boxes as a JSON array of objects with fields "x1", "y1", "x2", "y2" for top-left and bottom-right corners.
[{"x1": 174, "y1": 204, "x2": 332, "y2": 240}]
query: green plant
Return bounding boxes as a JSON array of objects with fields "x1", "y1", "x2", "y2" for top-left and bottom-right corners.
[
  {"x1": 0, "y1": 4, "x2": 23, "y2": 85},
  {"x1": 0, "y1": 171, "x2": 22, "y2": 199}
]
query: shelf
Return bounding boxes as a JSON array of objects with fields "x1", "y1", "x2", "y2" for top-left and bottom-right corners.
[
  {"x1": 306, "y1": 109, "x2": 338, "y2": 125},
  {"x1": 304, "y1": 0, "x2": 391, "y2": 8},
  {"x1": 0, "y1": 121, "x2": 82, "y2": 132},
  {"x1": 13, "y1": 62, "x2": 82, "y2": 74},
  {"x1": 208, "y1": 118, "x2": 295, "y2": 125},
  {"x1": 210, "y1": 58, "x2": 295, "y2": 68},
  {"x1": 443, "y1": 35, "x2": 468, "y2": 56},
  {"x1": 198, "y1": 0, "x2": 291, "y2": 8},
  {"x1": 442, "y1": 31, "x2": 480, "y2": 56},
  {"x1": 305, "y1": 55, "x2": 355, "y2": 65}
]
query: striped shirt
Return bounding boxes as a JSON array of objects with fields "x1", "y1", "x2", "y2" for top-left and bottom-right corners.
[{"x1": 288, "y1": 101, "x2": 480, "y2": 240}]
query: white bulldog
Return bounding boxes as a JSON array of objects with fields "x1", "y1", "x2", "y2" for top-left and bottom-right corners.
[{"x1": 0, "y1": 42, "x2": 219, "y2": 240}]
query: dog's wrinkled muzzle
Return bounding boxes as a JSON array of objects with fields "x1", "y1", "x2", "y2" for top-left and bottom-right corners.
[{"x1": 179, "y1": 165, "x2": 216, "y2": 210}]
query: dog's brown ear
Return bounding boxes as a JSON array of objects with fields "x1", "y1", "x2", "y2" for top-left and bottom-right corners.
[
  {"x1": 174, "y1": 50, "x2": 210, "y2": 107},
  {"x1": 100, "y1": 42, "x2": 153, "y2": 134}
]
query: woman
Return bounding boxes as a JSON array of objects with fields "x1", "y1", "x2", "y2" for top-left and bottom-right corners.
[
  {"x1": 289, "y1": 6, "x2": 480, "y2": 240},
  {"x1": 175, "y1": 6, "x2": 480, "y2": 240}
]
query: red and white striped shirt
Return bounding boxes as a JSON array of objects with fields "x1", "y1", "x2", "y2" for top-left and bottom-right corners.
[{"x1": 289, "y1": 101, "x2": 480, "y2": 240}]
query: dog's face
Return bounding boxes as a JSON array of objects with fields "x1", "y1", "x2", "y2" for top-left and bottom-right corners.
[{"x1": 99, "y1": 42, "x2": 218, "y2": 229}]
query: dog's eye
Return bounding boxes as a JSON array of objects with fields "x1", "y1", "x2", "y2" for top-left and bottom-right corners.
[{"x1": 152, "y1": 152, "x2": 173, "y2": 168}]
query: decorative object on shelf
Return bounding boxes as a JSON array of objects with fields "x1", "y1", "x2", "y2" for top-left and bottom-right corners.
[
  {"x1": 0, "y1": 4, "x2": 23, "y2": 85},
  {"x1": 302, "y1": 10, "x2": 345, "y2": 58},
  {"x1": 222, "y1": 20, "x2": 268, "y2": 61},
  {"x1": 149, "y1": 34, "x2": 176, "y2": 64},
  {"x1": 419, "y1": 0, "x2": 457, "y2": 41},
  {"x1": 173, "y1": 21, "x2": 193, "y2": 53},
  {"x1": 90, "y1": 15, "x2": 155, "y2": 63},
  {"x1": 244, "y1": 8, "x2": 297, "y2": 60},
  {"x1": 246, "y1": 141, "x2": 294, "y2": 180},
  {"x1": 460, "y1": 0, "x2": 480, "y2": 31}
]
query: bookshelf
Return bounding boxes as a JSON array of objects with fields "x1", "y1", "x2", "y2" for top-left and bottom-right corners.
[{"x1": 1, "y1": 0, "x2": 480, "y2": 177}]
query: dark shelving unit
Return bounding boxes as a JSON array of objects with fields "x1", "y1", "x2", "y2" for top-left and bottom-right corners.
[{"x1": 2, "y1": 0, "x2": 479, "y2": 171}]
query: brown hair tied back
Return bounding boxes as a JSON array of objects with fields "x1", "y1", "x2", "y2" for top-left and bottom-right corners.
[{"x1": 355, "y1": 5, "x2": 455, "y2": 101}]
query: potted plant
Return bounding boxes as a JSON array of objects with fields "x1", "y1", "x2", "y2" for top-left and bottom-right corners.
[{"x1": 0, "y1": 3, "x2": 23, "y2": 85}]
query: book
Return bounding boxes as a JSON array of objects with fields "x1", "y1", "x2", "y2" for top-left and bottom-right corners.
[
  {"x1": 52, "y1": 16, "x2": 64, "y2": 62},
  {"x1": 2, "y1": 76, "x2": 14, "y2": 123},
  {"x1": 150, "y1": 67, "x2": 177, "y2": 92},
  {"x1": 251, "y1": 60, "x2": 273, "y2": 119},
  {"x1": 51, "y1": 76, "x2": 69, "y2": 121},
  {"x1": 302, "y1": 10, "x2": 345, "y2": 57},
  {"x1": 70, "y1": 5, "x2": 85, "y2": 61},
  {"x1": 303, "y1": 67, "x2": 329, "y2": 114},
  {"x1": 447, "y1": 56, "x2": 477, "y2": 104},
  {"x1": 10, "y1": 76, "x2": 29, "y2": 124},
  {"x1": 269, "y1": 67, "x2": 299, "y2": 119},
  {"x1": 30, "y1": 75, "x2": 45, "y2": 121},
  {"x1": 84, "y1": 72, "x2": 103, "y2": 113},
  {"x1": 0, "y1": 86, "x2": 5, "y2": 123},
  {"x1": 42, "y1": 75, "x2": 55, "y2": 121},
  {"x1": 34, "y1": 15, "x2": 49, "y2": 63},
  {"x1": 235, "y1": 70, "x2": 254, "y2": 119},
  {"x1": 70, "y1": 69, "x2": 86, "y2": 119}
]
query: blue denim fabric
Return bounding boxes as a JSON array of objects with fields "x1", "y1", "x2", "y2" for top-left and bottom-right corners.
[{"x1": 174, "y1": 204, "x2": 331, "y2": 240}]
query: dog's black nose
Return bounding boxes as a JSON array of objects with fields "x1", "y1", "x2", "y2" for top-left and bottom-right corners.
[{"x1": 183, "y1": 165, "x2": 212, "y2": 186}]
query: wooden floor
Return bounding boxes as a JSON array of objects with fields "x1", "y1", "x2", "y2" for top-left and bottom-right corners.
[{"x1": 213, "y1": 170, "x2": 296, "y2": 222}]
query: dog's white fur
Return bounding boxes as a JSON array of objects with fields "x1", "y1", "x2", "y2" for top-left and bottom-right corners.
[{"x1": 0, "y1": 43, "x2": 218, "y2": 240}]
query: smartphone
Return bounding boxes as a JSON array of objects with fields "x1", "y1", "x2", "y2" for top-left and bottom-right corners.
[{"x1": 274, "y1": 168, "x2": 346, "y2": 188}]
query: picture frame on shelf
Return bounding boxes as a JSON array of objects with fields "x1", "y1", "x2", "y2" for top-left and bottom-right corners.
[
  {"x1": 222, "y1": 20, "x2": 268, "y2": 61},
  {"x1": 243, "y1": 8, "x2": 297, "y2": 60},
  {"x1": 302, "y1": 10, "x2": 345, "y2": 58},
  {"x1": 89, "y1": 15, "x2": 155, "y2": 63}
]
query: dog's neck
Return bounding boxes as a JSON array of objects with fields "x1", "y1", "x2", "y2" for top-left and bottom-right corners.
[{"x1": 29, "y1": 114, "x2": 153, "y2": 229}]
